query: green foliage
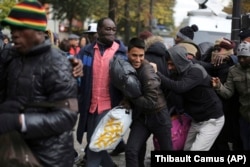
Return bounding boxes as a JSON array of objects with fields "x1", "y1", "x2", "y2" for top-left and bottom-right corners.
[
  {"x1": 1, "y1": 0, "x2": 176, "y2": 39},
  {"x1": 242, "y1": 0, "x2": 250, "y2": 13},
  {"x1": 0, "y1": 0, "x2": 17, "y2": 21}
]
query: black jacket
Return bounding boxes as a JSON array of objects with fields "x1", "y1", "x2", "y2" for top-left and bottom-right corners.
[
  {"x1": 145, "y1": 36, "x2": 169, "y2": 76},
  {"x1": 132, "y1": 60, "x2": 167, "y2": 119},
  {"x1": 158, "y1": 45, "x2": 223, "y2": 122},
  {"x1": 2, "y1": 40, "x2": 78, "y2": 167}
]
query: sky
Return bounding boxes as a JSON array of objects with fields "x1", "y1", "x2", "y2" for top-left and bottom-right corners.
[
  {"x1": 174, "y1": 0, "x2": 231, "y2": 27},
  {"x1": 174, "y1": 0, "x2": 198, "y2": 27}
]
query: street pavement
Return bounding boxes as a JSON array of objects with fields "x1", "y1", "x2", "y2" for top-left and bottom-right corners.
[{"x1": 73, "y1": 126, "x2": 153, "y2": 167}]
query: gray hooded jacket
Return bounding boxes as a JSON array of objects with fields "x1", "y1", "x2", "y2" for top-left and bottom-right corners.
[{"x1": 157, "y1": 45, "x2": 223, "y2": 122}]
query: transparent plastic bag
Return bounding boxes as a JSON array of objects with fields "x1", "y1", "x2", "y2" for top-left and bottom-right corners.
[{"x1": 89, "y1": 106, "x2": 132, "y2": 152}]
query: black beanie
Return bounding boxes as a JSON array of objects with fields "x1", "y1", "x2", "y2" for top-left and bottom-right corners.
[
  {"x1": 238, "y1": 29, "x2": 250, "y2": 41},
  {"x1": 177, "y1": 24, "x2": 199, "y2": 41}
]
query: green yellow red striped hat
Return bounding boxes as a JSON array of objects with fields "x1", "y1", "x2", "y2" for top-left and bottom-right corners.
[{"x1": 1, "y1": 0, "x2": 47, "y2": 31}]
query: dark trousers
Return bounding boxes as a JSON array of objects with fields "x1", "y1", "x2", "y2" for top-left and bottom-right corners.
[
  {"x1": 210, "y1": 99, "x2": 243, "y2": 150},
  {"x1": 125, "y1": 108, "x2": 172, "y2": 167},
  {"x1": 239, "y1": 117, "x2": 250, "y2": 150}
]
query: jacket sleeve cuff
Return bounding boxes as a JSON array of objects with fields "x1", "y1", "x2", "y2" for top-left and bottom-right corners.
[{"x1": 20, "y1": 114, "x2": 27, "y2": 132}]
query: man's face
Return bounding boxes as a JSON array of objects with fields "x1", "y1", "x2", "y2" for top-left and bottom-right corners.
[
  {"x1": 243, "y1": 37, "x2": 250, "y2": 43},
  {"x1": 69, "y1": 38, "x2": 79, "y2": 47},
  {"x1": 174, "y1": 36, "x2": 182, "y2": 44},
  {"x1": 167, "y1": 59, "x2": 178, "y2": 76},
  {"x1": 10, "y1": 26, "x2": 41, "y2": 54},
  {"x1": 97, "y1": 19, "x2": 116, "y2": 45},
  {"x1": 186, "y1": 53, "x2": 195, "y2": 60},
  {"x1": 238, "y1": 56, "x2": 250, "y2": 69},
  {"x1": 127, "y1": 47, "x2": 144, "y2": 69}
]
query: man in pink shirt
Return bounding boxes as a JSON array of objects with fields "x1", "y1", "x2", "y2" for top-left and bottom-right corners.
[{"x1": 76, "y1": 17, "x2": 127, "y2": 167}]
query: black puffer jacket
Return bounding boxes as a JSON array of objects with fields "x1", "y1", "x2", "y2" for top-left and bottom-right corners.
[
  {"x1": 5, "y1": 40, "x2": 78, "y2": 167},
  {"x1": 0, "y1": 43, "x2": 13, "y2": 102}
]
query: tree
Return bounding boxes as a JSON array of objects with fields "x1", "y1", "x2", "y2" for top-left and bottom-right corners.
[
  {"x1": 40, "y1": 0, "x2": 89, "y2": 33},
  {"x1": 223, "y1": 0, "x2": 250, "y2": 14},
  {"x1": 2, "y1": 0, "x2": 176, "y2": 40},
  {"x1": 0, "y1": 0, "x2": 17, "y2": 21},
  {"x1": 242, "y1": 0, "x2": 250, "y2": 13},
  {"x1": 122, "y1": 0, "x2": 175, "y2": 37}
]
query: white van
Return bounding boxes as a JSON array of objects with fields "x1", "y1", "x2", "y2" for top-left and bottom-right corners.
[{"x1": 182, "y1": 8, "x2": 231, "y2": 44}]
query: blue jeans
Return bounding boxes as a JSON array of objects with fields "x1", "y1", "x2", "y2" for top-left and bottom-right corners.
[
  {"x1": 86, "y1": 111, "x2": 116, "y2": 167},
  {"x1": 125, "y1": 108, "x2": 172, "y2": 167},
  {"x1": 239, "y1": 117, "x2": 250, "y2": 150}
]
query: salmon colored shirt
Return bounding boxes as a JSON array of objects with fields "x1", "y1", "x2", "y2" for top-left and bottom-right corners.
[{"x1": 89, "y1": 42, "x2": 119, "y2": 114}]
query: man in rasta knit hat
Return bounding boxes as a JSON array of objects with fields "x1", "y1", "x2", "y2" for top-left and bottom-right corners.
[{"x1": 0, "y1": 0, "x2": 79, "y2": 166}]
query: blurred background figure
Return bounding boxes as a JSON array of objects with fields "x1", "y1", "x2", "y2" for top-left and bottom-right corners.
[
  {"x1": 174, "y1": 24, "x2": 199, "y2": 44},
  {"x1": 79, "y1": 34, "x2": 90, "y2": 48},
  {"x1": 53, "y1": 32, "x2": 60, "y2": 47},
  {"x1": 174, "y1": 24, "x2": 201, "y2": 60},
  {"x1": 69, "y1": 33, "x2": 80, "y2": 56},
  {"x1": 59, "y1": 39, "x2": 71, "y2": 55},
  {"x1": 178, "y1": 42, "x2": 199, "y2": 60},
  {"x1": 83, "y1": 23, "x2": 98, "y2": 43},
  {"x1": 2, "y1": 34, "x2": 10, "y2": 45},
  {"x1": 238, "y1": 29, "x2": 250, "y2": 43},
  {"x1": 138, "y1": 30, "x2": 153, "y2": 41},
  {"x1": 45, "y1": 30, "x2": 60, "y2": 47}
]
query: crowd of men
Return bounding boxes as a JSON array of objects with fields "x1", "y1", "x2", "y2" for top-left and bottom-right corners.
[{"x1": 0, "y1": 1, "x2": 250, "y2": 167}]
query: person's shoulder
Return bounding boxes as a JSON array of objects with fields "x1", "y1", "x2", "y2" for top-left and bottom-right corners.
[
  {"x1": 115, "y1": 40, "x2": 127, "y2": 52},
  {"x1": 0, "y1": 44, "x2": 18, "y2": 63},
  {"x1": 229, "y1": 55, "x2": 238, "y2": 64},
  {"x1": 141, "y1": 60, "x2": 155, "y2": 73},
  {"x1": 229, "y1": 64, "x2": 241, "y2": 71},
  {"x1": 49, "y1": 47, "x2": 69, "y2": 62},
  {"x1": 191, "y1": 63, "x2": 208, "y2": 78},
  {"x1": 79, "y1": 42, "x2": 95, "y2": 54}
]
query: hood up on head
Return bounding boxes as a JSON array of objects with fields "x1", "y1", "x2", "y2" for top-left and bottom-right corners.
[{"x1": 167, "y1": 45, "x2": 192, "y2": 74}]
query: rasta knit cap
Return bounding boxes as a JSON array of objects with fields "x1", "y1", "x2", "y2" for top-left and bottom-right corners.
[
  {"x1": 1, "y1": 0, "x2": 47, "y2": 31},
  {"x1": 177, "y1": 24, "x2": 199, "y2": 41}
]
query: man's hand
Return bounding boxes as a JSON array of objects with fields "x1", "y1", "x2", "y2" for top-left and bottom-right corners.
[
  {"x1": 211, "y1": 77, "x2": 221, "y2": 89},
  {"x1": 119, "y1": 98, "x2": 131, "y2": 109},
  {"x1": 211, "y1": 54, "x2": 229, "y2": 66},
  {"x1": 69, "y1": 58, "x2": 84, "y2": 78},
  {"x1": 149, "y1": 62, "x2": 157, "y2": 73}
]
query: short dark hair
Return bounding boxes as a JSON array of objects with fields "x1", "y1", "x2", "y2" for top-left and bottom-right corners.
[
  {"x1": 128, "y1": 37, "x2": 145, "y2": 51},
  {"x1": 97, "y1": 17, "x2": 114, "y2": 29},
  {"x1": 59, "y1": 39, "x2": 71, "y2": 52}
]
